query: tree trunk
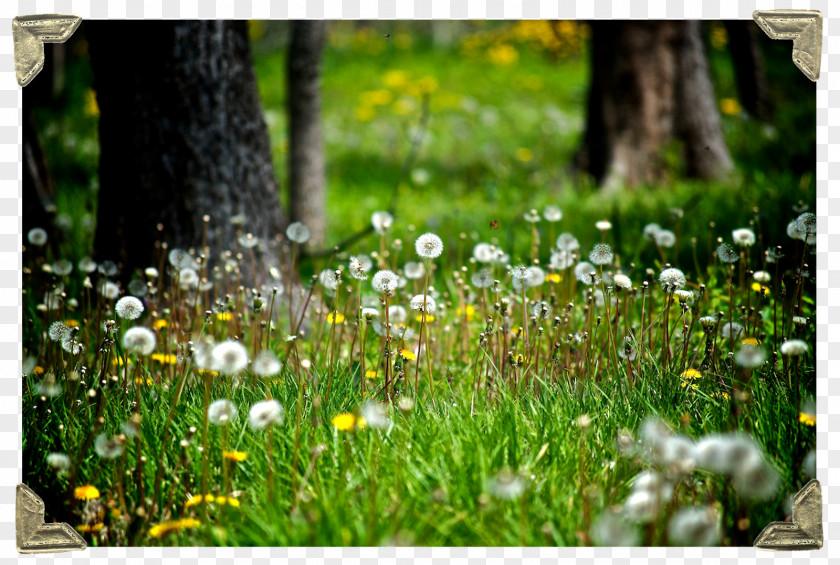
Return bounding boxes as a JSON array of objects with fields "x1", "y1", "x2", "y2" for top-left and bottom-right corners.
[
  {"x1": 287, "y1": 21, "x2": 327, "y2": 247},
  {"x1": 724, "y1": 20, "x2": 772, "y2": 122},
  {"x1": 577, "y1": 21, "x2": 734, "y2": 190},
  {"x1": 23, "y1": 104, "x2": 57, "y2": 252},
  {"x1": 86, "y1": 21, "x2": 286, "y2": 285}
]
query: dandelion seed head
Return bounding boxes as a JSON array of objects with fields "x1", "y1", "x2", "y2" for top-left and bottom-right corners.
[
  {"x1": 574, "y1": 262, "x2": 600, "y2": 285},
  {"x1": 319, "y1": 269, "x2": 339, "y2": 290},
  {"x1": 115, "y1": 296, "x2": 144, "y2": 320},
  {"x1": 734, "y1": 344, "x2": 767, "y2": 368},
  {"x1": 780, "y1": 339, "x2": 808, "y2": 356},
  {"x1": 511, "y1": 265, "x2": 529, "y2": 280},
  {"x1": 61, "y1": 338, "x2": 84, "y2": 356},
  {"x1": 360, "y1": 402, "x2": 390, "y2": 430},
  {"x1": 49, "y1": 321, "x2": 70, "y2": 342},
  {"x1": 550, "y1": 249, "x2": 574, "y2": 270},
  {"x1": 27, "y1": 228, "x2": 48, "y2": 247},
  {"x1": 388, "y1": 305, "x2": 408, "y2": 324},
  {"x1": 101, "y1": 281, "x2": 120, "y2": 300},
  {"x1": 732, "y1": 228, "x2": 756, "y2": 247},
  {"x1": 523, "y1": 209, "x2": 540, "y2": 223},
  {"x1": 796, "y1": 212, "x2": 817, "y2": 235},
  {"x1": 668, "y1": 506, "x2": 721, "y2": 546},
  {"x1": 123, "y1": 327, "x2": 156, "y2": 356},
  {"x1": 371, "y1": 211, "x2": 394, "y2": 235},
  {"x1": 721, "y1": 322, "x2": 744, "y2": 340},
  {"x1": 716, "y1": 243, "x2": 739, "y2": 264},
  {"x1": 46, "y1": 452, "x2": 71, "y2": 472},
  {"x1": 248, "y1": 399, "x2": 284, "y2": 430},
  {"x1": 595, "y1": 220, "x2": 612, "y2": 231},
  {"x1": 753, "y1": 270, "x2": 771, "y2": 283},
  {"x1": 252, "y1": 350, "x2": 282, "y2": 377},
  {"x1": 409, "y1": 294, "x2": 436, "y2": 313},
  {"x1": 543, "y1": 205, "x2": 562, "y2": 222},
  {"x1": 78, "y1": 257, "x2": 97, "y2": 273},
  {"x1": 589, "y1": 243, "x2": 613, "y2": 266},
  {"x1": 532, "y1": 301, "x2": 551, "y2": 319},
  {"x1": 591, "y1": 510, "x2": 640, "y2": 546},
  {"x1": 237, "y1": 233, "x2": 259, "y2": 249},
  {"x1": 487, "y1": 468, "x2": 527, "y2": 500},
  {"x1": 208, "y1": 399, "x2": 238, "y2": 426},
  {"x1": 94, "y1": 433, "x2": 123, "y2": 459},
  {"x1": 372, "y1": 270, "x2": 399, "y2": 293},
  {"x1": 211, "y1": 340, "x2": 249, "y2": 375},
  {"x1": 53, "y1": 260, "x2": 73, "y2": 276},
  {"x1": 415, "y1": 232, "x2": 444, "y2": 259},
  {"x1": 654, "y1": 229, "x2": 676, "y2": 248},
  {"x1": 179, "y1": 268, "x2": 198, "y2": 289},
  {"x1": 286, "y1": 222, "x2": 310, "y2": 243},
  {"x1": 555, "y1": 233, "x2": 580, "y2": 252},
  {"x1": 643, "y1": 223, "x2": 662, "y2": 241},
  {"x1": 471, "y1": 268, "x2": 493, "y2": 288},
  {"x1": 732, "y1": 452, "x2": 779, "y2": 501},
  {"x1": 403, "y1": 261, "x2": 425, "y2": 280},
  {"x1": 658, "y1": 268, "x2": 686, "y2": 290}
]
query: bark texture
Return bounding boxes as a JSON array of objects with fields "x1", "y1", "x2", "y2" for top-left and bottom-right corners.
[
  {"x1": 577, "y1": 21, "x2": 734, "y2": 190},
  {"x1": 287, "y1": 21, "x2": 327, "y2": 247},
  {"x1": 87, "y1": 20, "x2": 286, "y2": 282},
  {"x1": 724, "y1": 20, "x2": 772, "y2": 122}
]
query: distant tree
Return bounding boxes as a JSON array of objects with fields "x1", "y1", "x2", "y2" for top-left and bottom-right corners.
[
  {"x1": 86, "y1": 20, "x2": 287, "y2": 283},
  {"x1": 287, "y1": 21, "x2": 327, "y2": 247},
  {"x1": 576, "y1": 21, "x2": 734, "y2": 190},
  {"x1": 724, "y1": 20, "x2": 772, "y2": 122}
]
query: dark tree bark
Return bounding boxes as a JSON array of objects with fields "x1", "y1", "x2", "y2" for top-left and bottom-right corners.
[
  {"x1": 576, "y1": 21, "x2": 733, "y2": 190},
  {"x1": 86, "y1": 21, "x2": 286, "y2": 283},
  {"x1": 287, "y1": 21, "x2": 327, "y2": 247},
  {"x1": 724, "y1": 20, "x2": 772, "y2": 122}
]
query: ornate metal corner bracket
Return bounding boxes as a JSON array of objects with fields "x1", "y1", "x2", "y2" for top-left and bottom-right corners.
[
  {"x1": 754, "y1": 479, "x2": 823, "y2": 551},
  {"x1": 17, "y1": 483, "x2": 86, "y2": 554},
  {"x1": 12, "y1": 14, "x2": 82, "y2": 87},
  {"x1": 753, "y1": 10, "x2": 822, "y2": 82}
]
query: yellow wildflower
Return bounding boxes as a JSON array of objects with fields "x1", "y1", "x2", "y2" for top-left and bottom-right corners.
[
  {"x1": 751, "y1": 282, "x2": 769, "y2": 296},
  {"x1": 414, "y1": 313, "x2": 435, "y2": 323},
  {"x1": 383, "y1": 70, "x2": 409, "y2": 88},
  {"x1": 151, "y1": 353, "x2": 178, "y2": 365},
  {"x1": 134, "y1": 377, "x2": 154, "y2": 385},
  {"x1": 216, "y1": 312, "x2": 233, "y2": 321},
  {"x1": 327, "y1": 312, "x2": 345, "y2": 324},
  {"x1": 153, "y1": 319, "x2": 168, "y2": 330},
  {"x1": 355, "y1": 106, "x2": 375, "y2": 121},
  {"x1": 545, "y1": 273, "x2": 561, "y2": 283},
  {"x1": 65, "y1": 319, "x2": 79, "y2": 327},
  {"x1": 76, "y1": 523, "x2": 103, "y2": 533},
  {"x1": 400, "y1": 349, "x2": 416, "y2": 361},
  {"x1": 33, "y1": 366, "x2": 44, "y2": 376},
  {"x1": 680, "y1": 381, "x2": 699, "y2": 390},
  {"x1": 365, "y1": 370, "x2": 377, "y2": 379},
  {"x1": 680, "y1": 369, "x2": 702, "y2": 380},
  {"x1": 149, "y1": 518, "x2": 200, "y2": 538},
  {"x1": 74, "y1": 485, "x2": 100, "y2": 500},
  {"x1": 799, "y1": 412, "x2": 816, "y2": 426},
  {"x1": 719, "y1": 98, "x2": 741, "y2": 115},
  {"x1": 456, "y1": 304, "x2": 476, "y2": 321},
  {"x1": 222, "y1": 450, "x2": 247, "y2": 462},
  {"x1": 332, "y1": 413, "x2": 359, "y2": 432},
  {"x1": 712, "y1": 392, "x2": 730, "y2": 401},
  {"x1": 515, "y1": 147, "x2": 533, "y2": 162},
  {"x1": 741, "y1": 337, "x2": 760, "y2": 346}
]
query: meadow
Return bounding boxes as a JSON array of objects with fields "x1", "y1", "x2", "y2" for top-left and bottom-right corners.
[{"x1": 22, "y1": 22, "x2": 817, "y2": 547}]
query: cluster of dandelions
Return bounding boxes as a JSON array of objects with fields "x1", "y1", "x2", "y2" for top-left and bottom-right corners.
[{"x1": 592, "y1": 417, "x2": 780, "y2": 546}]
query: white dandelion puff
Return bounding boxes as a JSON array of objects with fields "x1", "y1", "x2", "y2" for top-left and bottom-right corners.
[
  {"x1": 94, "y1": 434, "x2": 123, "y2": 459},
  {"x1": 716, "y1": 243, "x2": 739, "y2": 264},
  {"x1": 46, "y1": 452, "x2": 71, "y2": 473},
  {"x1": 780, "y1": 339, "x2": 808, "y2": 356},
  {"x1": 668, "y1": 506, "x2": 721, "y2": 546},
  {"x1": 409, "y1": 294, "x2": 436, "y2": 313},
  {"x1": 371, "y1": 211, "x2": 394, "y2": 235},
  {"x1": 115, "y1": 296, "x2": 144, "y2": 320},
  {"x1": 471, "y1": 268, "x2": 493, "y2": 288},
  {"x1": 659, "y1": 268, "x2": 686, "y2": 290},
  {"x1": 543, "y1": 206, "x2": 562, "y2": 222},
  {"x1": 589, "y1": 243, "x2": 613, "y2": 266},
  {"x1": 613, "y1": 274, "x2": 632, "y2": 290},
  {"x1": 732, "y1": 228, "x2": 756, "y2": 247},
  {"x1": 208, "y1": 399, "x2": 238, "y2": 426},
  {"x1": 655, "y1": 230, "x2": 676, "y2": 248},
  {"x1": 403, "y1": 261, "x2": 425, "y2": 280},
  {"x1": 286, "y1": 222, "x2": 311, "y2": 244},
  {"x1": 211, "y1": 340, "x2": 249, "y2": 375},
  {"x1": 27, "y1": 228, "x2": 48, "y2": 247},
  {"x1": 123, "y1": 327, "x2": 156, "y2": 356},
  {"x1": 248, "y1": 399, "x2": 284, "y2": 430},
  {"x1": 555, "y1": 233, "x2": 580, "y2": 252},
  {"x1": 252, "y1": 350, "x2": 282, "y2": 377},
  {"x1": 415, "y1": 232, "x2": 444, "y2": 259},
  {"x1": 372, "y1": 270, "x2": 399, "y2": 294}
]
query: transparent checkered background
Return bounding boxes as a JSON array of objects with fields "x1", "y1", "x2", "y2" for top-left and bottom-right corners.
[{"x1": 0, "y1": 0, "x2": 836, "y2": 562}]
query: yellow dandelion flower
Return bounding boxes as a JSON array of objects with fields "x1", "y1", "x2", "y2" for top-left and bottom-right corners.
[
  {"x1": 418, "y1": 76, "x2": 439, "y2": 94},
  {"x1": 414, "y1": 313, "x2": 435, "y2": 323},
  {"x1": 112, "y1": 356, "x2": 131, "y2": 367},
  {"x1": 149, "y1": 518, "x2": 200, "y2": 538},
  {"x1": 487, "y1": 44, "x2": 519, "y2": 66},
  {"x1": 185, "y1": 494, "x2": 204, "y2": 507},
  {"x1": 153, "y1": 319, "x2": 168, "y2": 330},
  {"x1": 719, "y1": 98, "x2": 741, "y2": 115},
  {"x1": 76, "y1": 523, "x2": 104, "y2": 533},
  {"x1": 680, "y1": 381, "x2": 699, "y2": 390},
  {"x1": 680, "y1": 369, "x2": 703, "y2": 380},
  {"x1": 83, "y1": 89, "x2": 99, "y2": 116},
  {"x1": 741, "y1": 337, "x2": 759, "y2": 346},
  {"x1": 33, "y1": 366, "x2": 44, "y2": 376},
  {"x1": 383, "y1": 70, "x2": 409, "y2": 88},
  {"x1": 361, "y1": 89, "x2": 393, "y2": 106},
  {"x1": 151, "y1": 353, "x2": 178, "y2": 365},
  {"x1": 400, "y1": 349, "x2": 416, "y2": 361},
  {"x1": 355, "y1": 106, "x2": 375, "y2": 121},
  {"x1": 74, "y1": 485, "x2": 100, "y2": 500},
  {"x1": 515, "y1": 147, "x2": 533, "y2": 162},
  {"x1": 365, "y1": 370, "x2": 377, "y2": 379},
  {"x1": 222, "y1": 450, "x2": 247, "y2": 462},
  {"x1": 216, "y1": 312, "x2": 233, "y2": 322},
  {"x1": 332, "y1": 413, "x2": 357, "y2": 431},
  {"x1": 134, "y1": 377, "x2": 154, "y2": 385},
  {"x1": 751, "y1": 282, "x2": 769, "y2": 296},
  {"x1": 196, "y1": 369, "x2": 219, "y2": 376},
  {"x1": 65, "y1": 319, "x2": 79, "y2": 327},
  {"x1": 327, "y1": 312, "x2": 345, "y2": 324},
  {"x1": 712, "y1": 392, "x2": 730, "y2": 401},
  {"x1": 545, "y1": 273, "x2": 561, "y2": 283},
  {"x1": 799, "y1": 412, "x2": 816, "y2": 426},
  {"x1": 223, "y1": 497, "x2": 240, "y2": 507},
  {"x1": 456, "y1": 305, "x2": 476, "y2": 321}
]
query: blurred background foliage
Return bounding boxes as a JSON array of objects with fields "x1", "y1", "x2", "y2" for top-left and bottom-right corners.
[{"x1": 29, "y1": 20, "x2": 815, "y2": 275}]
